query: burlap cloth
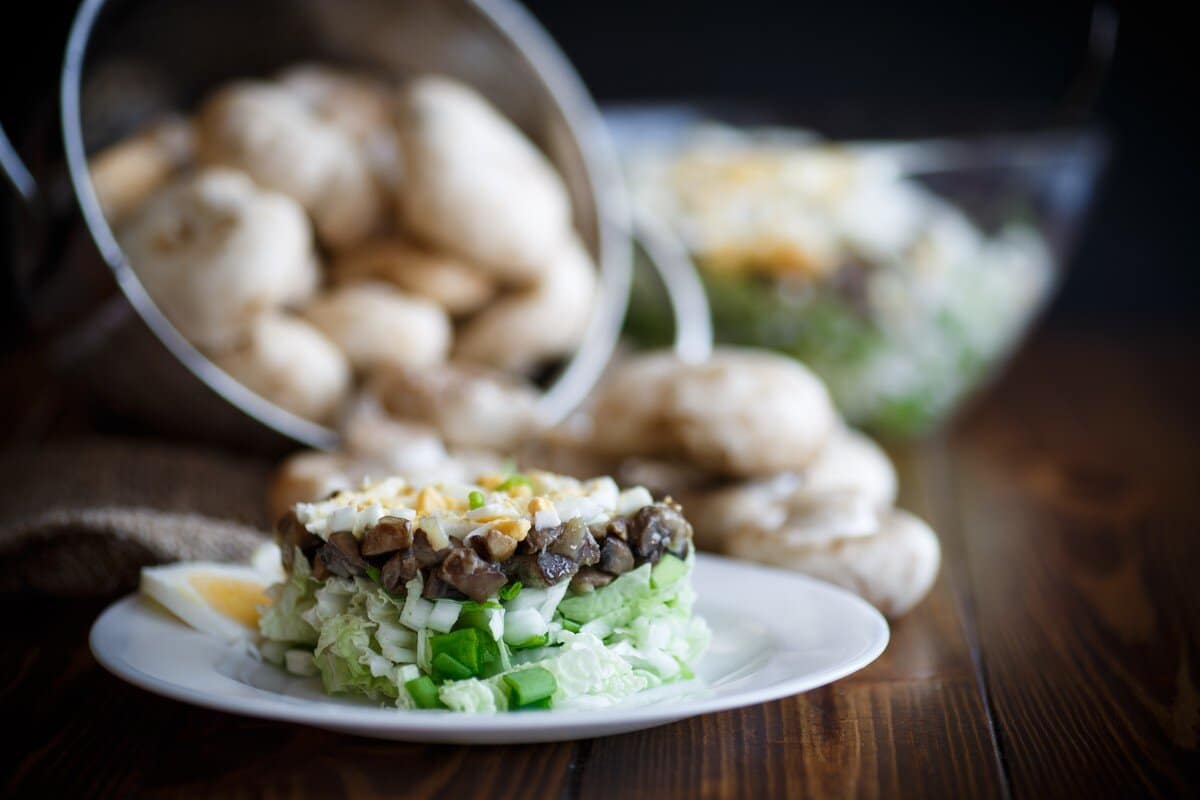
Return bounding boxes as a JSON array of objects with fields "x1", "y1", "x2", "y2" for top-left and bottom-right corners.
[{"x1": 0, "y1": 438, "x2": 275, "y2": 596}]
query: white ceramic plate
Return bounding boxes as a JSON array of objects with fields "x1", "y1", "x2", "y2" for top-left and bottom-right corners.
[{"x1": 90, "y1": 554, "x2": 888, "y2": 743}]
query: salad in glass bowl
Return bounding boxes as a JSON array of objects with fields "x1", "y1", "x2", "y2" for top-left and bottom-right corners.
[{"x1": 615, "y1": 113, "x2": 1104, "y2": 437}]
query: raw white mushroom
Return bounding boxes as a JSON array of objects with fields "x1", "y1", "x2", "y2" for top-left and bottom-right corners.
[
  {"x1": 588, "y1": 351, "x2": 687, "y2": 458},
  {"x1": 337, "y1": 392, "x2": 509, "y2": 483},
  {"x1": 339, "y1": 392, "x2": 451, "y2": 472},
  {"x1": 454, "y1": 238, "x2": 597, "y2": 372},
  {"x1": 304, "y1": 282, "x2": 451, "y2": 372},
  {"x1": 117, "y1": 168, "x2": 319, "y2": 351},
  {"x1": 802, "y1": 426, "x2": 898, "y2": 509},
  {"x1": 210, "y1": 311, "x2": 351, "y2": 423},
  {"x1": 514, "y1": 419, "x2": 620, "y2": 483},
  {"x1": 679, "y1": 425, "x2": 896, "y2": 551},
  {"x1": 331, "y1": 238, "x2": 496, "y2": 316},
  {"x1": 681, "y1": 479, "x2": 880, "y2": 553},
  {"x1": 369, "y1": 362, "x2": 540, "y2": 450},
  {"x1": 590, "y1": 348, "x2": 838, "y2": 477},
  {"x1": 276, "y1": 63, "x2": 403, "y2": 195},
  {"x1": 395, "y1": 76, "x2": 572, "y2": 282},
  {"x1": 667, "y1": 349, "x2": 837, "y2": 476},
  {"x1": 89, "y1": 116, "x2": 194, "y2": 224},
  {"x1": 727, "y1": 508, "x2": 941, "y2": 618},
  {"x1": 269, "y1": 451, "x2": 356, "y2": 523},
  {"x1": 196, "y1": 80, "x2": 384, "y2": 249}
]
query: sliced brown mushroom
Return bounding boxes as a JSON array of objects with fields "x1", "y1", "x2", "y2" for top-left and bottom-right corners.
[
  {"x1": 517, "y1": 551, "x2": 578, "y2": 588},
  {"x1": 437, "y1": 547, "x2": 507, "y2": 602},
  {"x1": 598, "y1": 536, "x2": 635, "y2": 575},
  {"x1": 412, "y1": 528, "x2": 452, "y2": 568},
  {"x1": 275, "y1": 510, "x2": 322, "y2": 571},
  {"x1": 421, "y1": 572, "x2": 466, "y2": 600},
  {"x1": 569, "y1": 567, "x2": 615, "y2": 594},
  {"x1": 380, "y1": 551, "x2": 418, "y2": 594},
  {"x1": 627, "y1": 505, "x2": 692, "y2": 564},
  {"x1": 361, "y1": 516, "x2": 414, "y2": 557},
  {"x1": 470, "y1": 529, "x2": 518, "y2": 562},
  {"x1": 322, "y1": 531, "x2": 369, "y2": 577},
  {"x1": 549, "y1": 518, "x2": 600, "y2": 566},
  {"x1": 522, "y1": 524, "x2": 561, "y2": 554}
]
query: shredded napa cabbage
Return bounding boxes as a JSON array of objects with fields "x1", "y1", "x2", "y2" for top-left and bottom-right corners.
[
  {"x1": 257, "y1": 552, "x2": 708, "y2": 711},
  {"x1": 257, "y1": 549, "x2": 319, "y2": 646}
]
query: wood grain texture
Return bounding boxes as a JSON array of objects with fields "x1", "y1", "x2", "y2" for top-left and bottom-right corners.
[
  {"x1": 574, "y1": 438, "x2": 1007, "y2": 800},
  {"x1": 950, "y1": 328, "x2": 1200, "y2": 798},
  {"x1": 4, "y1": 325, "x2": 1199, "y2": 799}
]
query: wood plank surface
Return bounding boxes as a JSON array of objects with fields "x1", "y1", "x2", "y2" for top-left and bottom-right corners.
[
  {"x1": 951, "y1": 328, "x2": 1200, "y2": 798},
  {"x1": 4, "y1": 325, "x2": 1199, "y2": 799},
  {"x1": 574, "y1": 441, "x2": 1007, "y2": 800}
]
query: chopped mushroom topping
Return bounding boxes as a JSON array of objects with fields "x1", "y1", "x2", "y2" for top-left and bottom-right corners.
[
  {"x1": 276, "y1": 510, "x2": 322, "y2": 570},
  {"x1": 380, "y1": 551, "x2": 418, "y2": 593},
  {"x1": 361, "y1": 516, "x2": 413, "y2": 556},
  {"x1": 598, "y1": 537, "x2": 635, "y2": 575},
  {"x1": 278, "y1": 471, "x2": 692, "y2": 598},
  {"x1": 438, "y1": 547, "x2": 507, "y2": 602},
  {"x1": 322, "y1": 531, "x2": 368, "y2": 577},
  {"x1": 570, "y1": 567, "x2": 615, "y2": 593}
]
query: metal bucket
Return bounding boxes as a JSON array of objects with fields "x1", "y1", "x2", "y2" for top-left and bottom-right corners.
[{"x1": 3, "y1": 0, "x2": 709, "y2": 452}]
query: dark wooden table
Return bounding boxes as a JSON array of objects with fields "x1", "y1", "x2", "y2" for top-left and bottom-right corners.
[{"x1": 3, "y1": 323, "x2": 1199, "y2": 798}]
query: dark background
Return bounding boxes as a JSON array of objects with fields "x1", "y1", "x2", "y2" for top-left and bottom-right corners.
[{"x1": 2, "y1": 0, "x2": 1195, "y2": 355}]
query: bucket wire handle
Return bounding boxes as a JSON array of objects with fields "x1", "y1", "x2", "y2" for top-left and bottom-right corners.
[
  {"x1": 634, "y1": 216, "x2": 713, "y2": 364},
  {"x1": 0, "y1": 124, "x2": 37, "y2": 205}
]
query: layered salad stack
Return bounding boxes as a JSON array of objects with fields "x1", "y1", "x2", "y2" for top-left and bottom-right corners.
[{"x1": 258, "y1": 470, "x2": 709, "y2": 712}]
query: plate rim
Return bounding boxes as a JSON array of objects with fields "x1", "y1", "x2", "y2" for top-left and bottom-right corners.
[{"x1": 90, "y1": 553, "x2": 889, "y2": 736}]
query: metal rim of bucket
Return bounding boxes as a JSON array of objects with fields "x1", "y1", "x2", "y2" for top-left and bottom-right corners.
[{"x1": 59, "y1": 0, "x2": 640, "y2": 451}]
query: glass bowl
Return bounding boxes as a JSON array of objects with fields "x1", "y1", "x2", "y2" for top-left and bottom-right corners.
[{"x1": 609, "y1": 107, "x2": 1107, "y2": 438}]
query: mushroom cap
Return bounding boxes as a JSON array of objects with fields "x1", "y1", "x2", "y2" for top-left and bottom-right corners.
[
  {"x1": 369, "y1": 362, "x2": 540, "y2": 450},
  {"x1": 269, "y1": 450, "x2": 356, "y2": 523},
  {"x1": 453, "y1": 237, "x2": 596, "y2": 373},
  {"x1": 591, "y1": 348, "x2": 838, "y2": 477},
  {"x1": 89, "y1": 116, "x2": 194, "y2": 225},
  {"x1": 331, "y1": 238, "x2": 495, "y2": 316},
  {"x1": 117, "y1": 167, "x2": 319, "y2": 351},
  {"x1": 588, "y1": 351, "x2": 685, "y2": 458},
  {"x1": 666, "y1": 349, "x2": 837, "y2": 476},
  {"x1": 395, "y1": 76, "x2": 572, "y2": 282},
  {"x1": 803, "y1": 426, "x2": 897, "y2": 510},
  {"x1": 276, "y1": 63, "x2": 395, "y2": 143},
  {"x1": 196, "y1": 80, "x2": 384, "y2": 249},
  {"x1": 304, "y1": 281, "x2": 452, "y2": 372},
  {"x1": 727, "y1": 507, "x2": 940, "y2": 618},
  {"x1": 336, "y1": 392, "x2": 510, "y2": 483},
  {"x1": 211, "y1": 311, "x2": 351, "y2": 423}
]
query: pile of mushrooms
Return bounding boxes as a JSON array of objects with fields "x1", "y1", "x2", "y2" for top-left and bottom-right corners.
[
  {"x1": 273, "y1": 347, "x2": 942, "y2": 618},
  {"x1": 92, "y1": 66, "x2": 593, "y2": 442},
  {"x1": 92, "y1": 65, "x2": 940, "y2": 618},
  {"x1": 572, "y1": 348, "x2": 941, "y2": 617}
]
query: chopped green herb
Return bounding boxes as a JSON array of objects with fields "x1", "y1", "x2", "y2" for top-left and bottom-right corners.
[
  {"x1": 650, "y1": 553, "x2": 688, "y2": 589},
  {"x1": 502, "y1": 666, "x2": 556, "y2": 707},
  {"x1": 456, "y1": 603, "x2": 502, "y2": 637},
  {"x1": 468, "y1": 490, "x2": 485, "y2": 509},
  {"x1": 510, "y1": 634, "x2": 549, "y2": 650},
  {"x1": 499, "y1": 581, "x2": 523, "y2": 601},
  {"x1": 462, "y1": 600, "x2": 503, "y2": 611},
  {"x1": 431, "y1": 653, "x2": 474, "y2": 681},
  {"x1": 515, "y1": 696, "x2": 553, "y2": 710},
  {"x1": 429, "y1": 626, "x2": 504, "y2": 680},
  {"x1": 496, "y1": 473, "x2": 531, "y2": 492},
  {"x1": 561, "y1": 618, "x2": 581, "y2": 633},
  {"x1": 364, "y1": 565, "x2": 382, "y2": 584},
  {"x1": 430, "y1": 628, "x2": 482, "y2": 674},
  {"x1": 405, "y1": 675, "x2": 444, "y2": 709}
]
